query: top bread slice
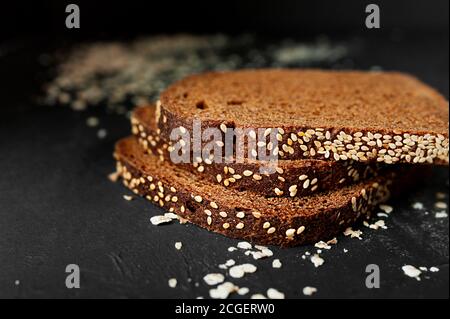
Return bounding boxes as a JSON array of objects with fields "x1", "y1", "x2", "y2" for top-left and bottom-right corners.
[{"x1": 157, "y1": 69, "x2": 449, "y2": 165}]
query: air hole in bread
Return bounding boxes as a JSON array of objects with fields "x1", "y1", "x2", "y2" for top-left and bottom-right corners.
[
  {"x1": 227, "y1": 100, "x2": 244, "y2": 106},
  {"x1": 186, "y1": 201, "x2": 197, "y2": 213},
  {"x1": 182, "y1": 92, "x2": 189, "y2": 98},
  {"x1": 196, "y1": 100, "x2": 207, "y2": 110}
]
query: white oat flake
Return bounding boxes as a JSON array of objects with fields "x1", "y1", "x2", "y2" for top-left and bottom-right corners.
[
  {"x1": 402, "y1": 265, "x2": 422, "y2": 281},
  {"x1": 150, "y1": 215, "x2": 172, "y2": 225},
  {"x1": 272, "y1": 259, "x2": 282, "y2": 268},
  {"x1": 203, "y1": 273, "x2": 225, "y2": 286},
  {"x1": 267, "y1": 288, "x2": 285, "y2": 299},
  {"x1": 303, "y1": 286, "x2": 317, "y2": 296}
]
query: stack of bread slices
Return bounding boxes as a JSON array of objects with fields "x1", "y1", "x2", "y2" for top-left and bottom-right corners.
[{"x1": 114, "y1": 69, "x2": 449, "y2": 246}]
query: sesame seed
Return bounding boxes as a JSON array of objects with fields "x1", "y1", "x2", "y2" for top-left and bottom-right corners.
[
  {"x1": 263, "y1": 222, "x2": 270, "y2": 229},
  {"x1": 253, "y1": 174, "x2": 262, "y2": 181},
  {"x1": 236, "y1": 223, "x2": 245, "y2": 229},
  {"x1": 222, "y1": 223, "x2": 230, "y2": 229},
  {"x1": 243, "y1": 170, "x2": 253, "y2": 177},
  {"x1": 236, "y1": 211, "x2": 245, "y2": 218},
  {"x1": 207, "y1": 216, "x2": 212, "y2": 225},
  {"x1": 274, "y1": 188, "x2": 284, "y2": 196},
  {"x1": 285, "y1": 228, "x2": 296, "y2": 237},
  {"x1": 303, "y1": 179, "x2": 310, "y2": 189},
  {"x1": 219, "y1": 211, "x2": 228, "y2": 217},
  {"x1": 252, "y1": 212, "x2": 261, "y2": 218},
  {"x1": 299, "y1": 174, "x2": 308, "y2": 181},
  {"x1": 267, "y1": 227, "x2": 276, "y2": 234},
  {"x1": 297, "y1": 226, "x2": 305, "y2": 234},
  {"x1": 216, "y1": 174, "x2": 222, "y2": 183},
  {"x1": 220, "y1": 123, "x2": 227, "y2": 133},
  {"x1": 194, "y1": 195, "x2": 203, "y2": 203},
  {"x1": 210, "y1": 202, "x2": 218, "y2": 209}
]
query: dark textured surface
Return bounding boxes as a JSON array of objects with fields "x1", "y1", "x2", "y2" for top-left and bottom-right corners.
[{"x1": 0, "y1": 34, "x2": 448, "y2": 299}]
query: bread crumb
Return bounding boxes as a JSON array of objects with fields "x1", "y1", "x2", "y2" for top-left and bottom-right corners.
[
  {"x1": 344, "y1": 227, "x2": 363, "y2": 239},
  {"x1": 227, "y1": 247, "x2": 237, "y2": 252},
  {"x1": 303, "y1": 286, "x2": 317, "y2": 296},
  {"x1": 123, "y1": 195, "x2": 133, "y2": 201},
  {"x1": 311, "y1": 254, "x2": 324, "y2": 268},
  {"x1": 175, "y1": 242, "x2": 182, "y2": 250},
  {"x1": 315, "y1": 241, "x2": 331, "y2": 250},
  {"x1": 430, "y1": 267, "x2": 439, "y2": 272},
  {"x1": 436, "y1": 192, "x2": 446, "y2": 199}
]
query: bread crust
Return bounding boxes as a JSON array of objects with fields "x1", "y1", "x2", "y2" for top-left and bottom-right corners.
[{"x1": 158, "y1": 69, "x2": 449, "y2": 165}]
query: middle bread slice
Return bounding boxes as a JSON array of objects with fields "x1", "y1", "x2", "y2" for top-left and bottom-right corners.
[{"x1": 131, "y1": 105, "x2": 386, "y2": 198}]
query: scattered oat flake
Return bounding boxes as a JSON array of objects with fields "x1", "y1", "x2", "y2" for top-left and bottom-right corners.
[
  {"x1": 123, "y1": 195, "x2": 133, "y2": 201},
  {"x1": 209, "y1": 282, "x2": 238, "y2": 299},
  {"x1": 175, "y1": 242, "x2": 182, "y2": 250},
  {"x1": 108, "y1": 171, "x2": 119, "y2": 182},
  {"x1": 229, "y1": 264, "x2": 257, "y2": 278},
  {"x1": 377, "y1": 212, "x2": 389, "y2": 218},
  {"x1": 327, "y1": 238, "x2": 338, "y2": 245},
  {"x1": 379, "y1": 204, "x2": 393, "y2": 214},
  {"x1": 86, "y1": 116, "x2": 99, "y2": 127},
  {"x1": 344, "y1": 227, "x2": 363, "y2": 239},
  {"x1": 168, "y1": 278, "x2": 177, "y2": 288},
  {"x1": 14, "y1": 280, "x2": 20, "y2": 286},
  {"x1": 251, "y1": 294, "x2": 267, "y2": 299},
  {"x1": 435, "y1": 211, "x2": 448, "y2": 218},
  {"x1": 227, "y1": 247, "x2": 237, "y2": 252},
  {"x1": 311, "y1": 254, "x2": 324, "y2": 268},
  {"x1": 369, "y1": 220, "x2": 387, "y2": 230},
  {"x1": 225, "y1": 259, "x2": 236, "y2": 267},
  {"x1": 238, "y1": 287, "x2": 249, "y2": 295},
  {"x1": 203, "y1": 273, "x2": 225, "y2": 286},
  {"x1": 272, "y1": 259, "x2": 282, "y2": 268},
  {"x1": 303, "y1": 286, "x2": 317, "y2": 296},
  {"x1": 435, "y1": 202, "x2": 448, "y2": 209},
  {"x1": 343, "y1": 248, "x2": 348, "y2": 253},
  {"x1": 430, "y1": 267, "x2": 439, "y2": 272},
  {"x1": 150, "y1": 215, "x2": 172, "y2": 225},
  {"x1": 97, "y1": 128, "x2": 108, "y2": 139},
  {"x1": 237, "y1": 241, "x2": 252, "y2": 250},
  {"x1": 436, "y1": 192, "x2": 446, "y2": 199},
  {"x1": 412, "y1": 202, "x2": 424, "y2": 210},
  {"x1": 267, "y1": 288, "x2": 285, "y2": 299},
  {"x1": 314, "y1": 241, "x2": 331, "y2": 250},
  {"x1": 402, "y1": 265, "x2": 422, "y2": 281},
  {"x1": 164, "y1": 212, "x2": 179, "y2": 220}
]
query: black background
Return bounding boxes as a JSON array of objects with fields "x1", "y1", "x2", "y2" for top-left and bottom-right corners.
[{"x1": 0, "y1": 0, "x2": 448, "y2": 299}]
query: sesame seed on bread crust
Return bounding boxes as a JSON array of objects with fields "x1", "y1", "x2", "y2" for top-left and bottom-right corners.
[
  {"x1": 132, "y1": 105, "x2": 388, "y2": 198},
  {"x1": 114, "y1": 136, "x2": 422, "y2": 246},
  {"x1": 157, "y1": 69, "x2": 449, "y2": 165}
]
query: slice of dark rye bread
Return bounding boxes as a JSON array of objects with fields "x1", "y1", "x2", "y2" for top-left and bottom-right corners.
[
  {"x1": 114, "y1": 137, "x2": 422, "y2": 246},
  {"x1": 132, "y1": 105, "x2": 388, "y2": 198},
  {"x1": 157, "y1": 69, "x2": 449, "y2": 165}
]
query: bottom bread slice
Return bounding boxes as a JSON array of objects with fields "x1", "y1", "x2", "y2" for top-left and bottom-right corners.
[{"x1": 114, "y1": 136, "x2": 417, "y2": 246}]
